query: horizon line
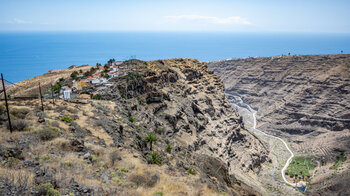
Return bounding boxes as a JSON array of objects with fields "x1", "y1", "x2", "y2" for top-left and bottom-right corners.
[{"x1": 0, "y1": 30, "x2": 350, "y2": 34}]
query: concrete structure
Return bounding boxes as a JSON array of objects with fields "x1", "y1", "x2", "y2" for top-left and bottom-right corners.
[
  {"x1": 63, "y1": 89, "x2": 72, "y2": 99},
  {"x1": 92, "y1": 77, "x2": 108, "y2": 84}
]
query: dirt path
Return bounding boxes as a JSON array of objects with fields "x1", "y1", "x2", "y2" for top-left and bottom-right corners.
[{"x1": 226, "y1": 92, "x2": 296, "y2": 187}]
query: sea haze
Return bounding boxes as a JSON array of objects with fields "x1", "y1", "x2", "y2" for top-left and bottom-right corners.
[{"x1": 0, "y1": 31, "x2": 350, "y2": 82}]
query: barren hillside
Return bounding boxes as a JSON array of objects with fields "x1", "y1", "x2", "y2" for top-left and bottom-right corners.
[{"x1": 208, "y1": 54, "x2": 350, "y2": 195}]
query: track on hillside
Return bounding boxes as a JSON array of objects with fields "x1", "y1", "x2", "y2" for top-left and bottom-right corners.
[{"x1": 225, "y1": 92, "x2": 296, "y2": 187}]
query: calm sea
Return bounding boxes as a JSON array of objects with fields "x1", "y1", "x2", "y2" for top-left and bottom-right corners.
[{"x1": 1, "y1": 32, "x2": 350, "y2": 82}]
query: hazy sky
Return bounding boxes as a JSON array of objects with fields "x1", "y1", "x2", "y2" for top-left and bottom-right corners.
[{"x1": 0, "y1": 0, "x2": 349, "y2": 33}]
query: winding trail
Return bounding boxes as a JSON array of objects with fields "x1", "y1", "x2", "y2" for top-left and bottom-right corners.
[{"x1": 226, "y1": 92, "x2": 296, "y2": 187}]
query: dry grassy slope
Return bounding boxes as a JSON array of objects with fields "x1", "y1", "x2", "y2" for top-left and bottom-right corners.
[
  {"x1": 7, "y1": 65, "x2": 92, "y2": 97},
  {"x1": 0, "y1": 59, "x2": 272, "y2": 195},
  {"x1": 207, "y1": 54, "x2": 350, "y2": 195}
]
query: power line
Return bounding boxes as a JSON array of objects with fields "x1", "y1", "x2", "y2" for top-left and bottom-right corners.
[{"x1": 3, "y1": 79, "x2": 27, "y2": 88}]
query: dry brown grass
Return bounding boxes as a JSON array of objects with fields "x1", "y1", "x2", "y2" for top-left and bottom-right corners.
[
  {"x1": 7, "y1": 65, "x2": 92, "y2": 97},
  {"x1": 76, "y1": 115, "x2": 114, "y2": 146},
  {"x1": 48, "y1": 137, "x2": 71, "y2": 151},
  {"x1": 113, "y1": 150, "x2": 220, "y2": 196},
  {"x1": 0, "y1": 168, "x2": 35, "y2": 185},
  {"x1": 1, "y1": 86, "x2": 223, "y2": 196}
]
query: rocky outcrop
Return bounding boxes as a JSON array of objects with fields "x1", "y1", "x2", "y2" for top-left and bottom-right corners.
[{"x1": 95, "y1": 58, "x2": 270, "y2": 194}]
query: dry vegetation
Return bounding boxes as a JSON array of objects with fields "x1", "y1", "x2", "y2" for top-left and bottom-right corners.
[{"x1": 0, "y1": 98, "x2": 225, "y2": 195}]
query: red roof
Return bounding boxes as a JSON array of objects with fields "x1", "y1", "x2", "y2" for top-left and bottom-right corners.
[{"x1": 78, "y1": 94, "x2": 90, "y2": 99}]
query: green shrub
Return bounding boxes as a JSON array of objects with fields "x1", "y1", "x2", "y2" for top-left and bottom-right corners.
[
  {"x1": 116, "y1": 168, "x2": 128, "y2": 174},
  {"x1": 126, "y1": 72, "x2": 142, "y2": 83},
  {"x1": 129, "y1": 116, "x2": 136, "y2": 123},
  {"x1": 111, "y1": 175, "x2": 123, "y2": 185},
  {"x1": 187, "y1": 168, "x2": 196, "y2": 175},
  {"x1": 36, "y1": 183, "x2": 60, "y2": 196},
  {"x1": 154, "y1": 191, "x2": 164, "y2": 196},
  {"x1": 51, "y1": 78, "x2": 64, "y2": 93},
  {"x1": 40, "y1": 154, "x2": 51, "y2": 162},
  {"x1": 330, "y1": 152, "x2": 347, "y2": 170},
  {"x1": 80, "y1": 91, "x2": 91, "y2": 95},
  {"x1": 0, "y1": 104, "x2": 5, "y2": 113},
  {"x1": 60, "y1": 115, "x2": 72, "y2": 123},
  {"x1": 62, "y1": 160, "x2": 73, "y2": 167},
  {"x1": 137, "y1": 97, "x2": 145, "y2": 105},
  {"x1": 145, "y1": 133, "x2": 157, "y2": 151},
  {"x1": 23, "y1": 126, "x2": 34, "y2": 131},
  {"x1": 7, "y1": 157, "x2": 20, "y2": 167},
  {"x1": 70, "y1": 71, "x2": 79, "y2": 80},
  {"x1": 148, "y1": 152, "x2": 162, "y2": 165},
  {"x1": 38, "y1": 126, "x2": 60, "y2": 141},
  {"x1": 92, "y1": 94, "x2": 102, "y2": 100},
  {"x1": 91, "y1": 155, "x2": 98, "y2": 163},
  {"x1": 10, "y1": 108, "x2": 30, "y2": 119},
  {"x1": 156, "y1": 127, "x2": 163, "y2": 134},
  {"x1": 166, "y1": 144, "x2": 172, "y2": 153}
]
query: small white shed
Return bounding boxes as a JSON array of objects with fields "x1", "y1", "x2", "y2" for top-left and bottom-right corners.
[{"x1": 63, "y1": 89, "x2": 72, "y2": 99}]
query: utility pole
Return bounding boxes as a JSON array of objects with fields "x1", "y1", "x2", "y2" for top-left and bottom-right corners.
[
  {"x1": 1, "y1": 73, "x2": 12, "y2": 133},
  {"x1": 39, "y1": 82, "x2": 44, "y2": 111}
]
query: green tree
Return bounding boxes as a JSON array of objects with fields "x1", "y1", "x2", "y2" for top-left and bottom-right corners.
[
  {"x1": 107, "y1": 58, "x2": 115, "y2": 65},
  {"x1": 145, "y1": 133, "x2": 157, "y2": 151},
  {"x1": 70, "y1": 71, "x2": 79, "y2": 80},
  {"x1": 50, "y1": 83, "x2": 62, "y2": 93},
  {"x1": 104, "y1": 64, "x2": 111, "y2": 69}
]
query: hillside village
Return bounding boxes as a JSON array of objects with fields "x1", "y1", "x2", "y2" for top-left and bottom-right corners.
[{"x1": 55, "y1": 59, "x2": 135, "y2": 100}]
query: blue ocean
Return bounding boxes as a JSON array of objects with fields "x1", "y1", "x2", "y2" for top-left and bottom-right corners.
[{"x1": 1, "y1": 32, "x2": 350, "y2": 83}]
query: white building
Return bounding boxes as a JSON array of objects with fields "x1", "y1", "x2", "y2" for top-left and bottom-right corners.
[
  {"x1": 91, "y1": 77, "x2": 108, "y2": 84},
  {"x1": 63, "y1": 89, "x2": 72, "y2": 99}
]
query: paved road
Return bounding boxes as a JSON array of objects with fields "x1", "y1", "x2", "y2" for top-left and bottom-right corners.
[{"x1": 226, "y1": 92, "x2": 296, "y2": 187}]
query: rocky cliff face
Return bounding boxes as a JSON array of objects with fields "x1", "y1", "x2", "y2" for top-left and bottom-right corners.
[
  {"x1": 103, "y1": 59, "x2": 271, "y2": 194},
  {"x1": 0, "y1": 59, "x2": 270, "y2": 195},
  {"x1": 207, "y1": 54, "x2": 350, "y2": 195}
]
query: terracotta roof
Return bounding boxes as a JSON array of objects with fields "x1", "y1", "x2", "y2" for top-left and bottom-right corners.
[{"x1": 78, "y1": 94, "x2": 90, "y2": 99}]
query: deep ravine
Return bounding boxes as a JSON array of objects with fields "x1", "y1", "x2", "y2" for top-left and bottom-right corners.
[{"x1": 225, "y1": 92, "x2": 297, "y2": 187}]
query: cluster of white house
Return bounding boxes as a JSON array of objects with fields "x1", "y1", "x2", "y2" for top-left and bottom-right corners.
[{"x1": 60, "y1": 62, "x2": 133, "y2": 99}]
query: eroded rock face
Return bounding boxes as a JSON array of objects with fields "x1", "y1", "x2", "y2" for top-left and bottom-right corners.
[
  {"x1": 102, "y1": 59, "x2": 270, "y2": 194},
  {"x1": 82, "y1": 59, "x2": 269, "y2": 194},
  {"x1": 143, "y1": 59, "x2": 269, "y2": 172},
  {"x1": 207, "y1": 54, "x2": 350, "y2": 195}
]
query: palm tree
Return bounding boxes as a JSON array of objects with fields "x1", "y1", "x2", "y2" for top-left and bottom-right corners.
[
  {"x1": 145, "y1": 133, "x2": 157, "y2": 151},
  {"x1": 108, "y1": 58, "x2": 115, "y2": 65}
]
